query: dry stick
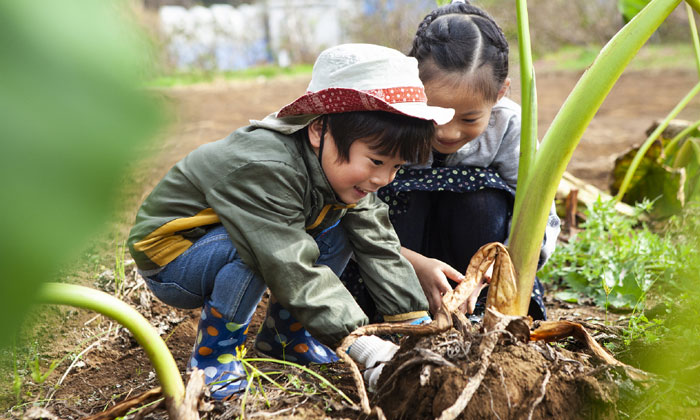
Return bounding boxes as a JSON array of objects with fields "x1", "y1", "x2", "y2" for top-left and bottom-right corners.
[
  {"x1": 82, "y1": 387, "x2": 163, "y2": 420},
  {"x1": 436, "y1": 314, "x2": 511, "y2": 420},
  {"x1": 565, "y1": 189, "x2": 579, "y2": 235},
  {"x1": 530, "y1": 320, "x2": 649, "y2": 381},
  {"x1": 248, "y1": 397, "x2": 309, "y2": 418}
]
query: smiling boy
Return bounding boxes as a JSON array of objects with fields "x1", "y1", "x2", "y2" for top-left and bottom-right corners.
[{"x1": 127, "y1": 44, "x2": 454, "y2": 399}]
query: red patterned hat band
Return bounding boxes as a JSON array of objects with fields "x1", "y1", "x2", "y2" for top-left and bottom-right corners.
[{"x1": 277, "y1": 86, "x2": 428, "y2": 118}]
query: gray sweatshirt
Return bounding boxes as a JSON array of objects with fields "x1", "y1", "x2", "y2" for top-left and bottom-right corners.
[{"x1": 406, "y1": 97, "x2": 560, "y2": 266}]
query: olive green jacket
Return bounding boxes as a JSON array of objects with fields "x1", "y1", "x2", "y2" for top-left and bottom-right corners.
[{"x1": 128, "y1": 126, "x2": 428, "y2": 346}]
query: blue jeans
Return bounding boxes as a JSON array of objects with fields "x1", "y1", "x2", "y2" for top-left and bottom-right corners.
[{"x1": 143, "y1": 223, "x2": 352, "y2": 324}]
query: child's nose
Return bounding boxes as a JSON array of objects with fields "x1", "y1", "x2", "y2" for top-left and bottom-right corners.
[
  {"x1": 436, "y1": 124, "x2": 461, "y2": 141},
  {"x1": 371, "y1": 168, "x2": 396, "y2": 187}
]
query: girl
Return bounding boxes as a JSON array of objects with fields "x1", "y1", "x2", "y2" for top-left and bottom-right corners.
[{"x1": 341, "y1": 0, "x2": 560, "y2": 321}]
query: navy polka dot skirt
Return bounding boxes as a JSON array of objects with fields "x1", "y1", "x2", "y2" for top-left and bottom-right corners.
[
  {"x1": 378, "y1": 166, "x2": 515, "y2": 225},
  {"x1": 340, "y1": 164, "x2": 547, "y2": 321}
]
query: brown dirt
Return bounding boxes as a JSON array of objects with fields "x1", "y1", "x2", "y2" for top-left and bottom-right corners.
[
  {"x1": 7, "y1": 68, "x2": 699, "y2": 419},
  {"x1": 374, "y1": 325, "x2": 622, "y2": 420}
]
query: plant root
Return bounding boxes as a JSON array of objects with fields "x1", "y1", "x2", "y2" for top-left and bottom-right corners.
[
  {"x1": 435, "y1": 310, "x2": 513, "y2": 420},
  {"x1": 373, "y1": 348, "x2": 459, "y2": 405},
  {"x1": 337, "y1": 241, "x2": 641, "y2": 418},
  {"x1": 525, "y1": 366, "x2": 551, "y2": 420},
  {"x1": 335, "y1": 243, "x2": 507, "y2": 414},
  {"x1": 530, "y1": 320, "x2": 649, "y2": 381}
]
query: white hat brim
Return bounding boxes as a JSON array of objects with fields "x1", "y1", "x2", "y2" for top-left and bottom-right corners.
[{"x1": 390, "y1": 102, "x2": 455, "y2": 126}]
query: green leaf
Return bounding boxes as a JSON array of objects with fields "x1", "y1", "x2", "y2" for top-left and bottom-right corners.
[
  {"x1": 554, "y1": 291, "x2": 580, "y2": 303},
  {"x1": 618, "y1": 0, "x2": 652, "y2": 23},
  {"x1": 0, "y1": 1, "x2": 164, "y2": 348},
  {"x1": 680, "y1": 139, "x2": 700, "y2": 202},
  {"x1": 611, "y1": 140, "x2": 684, "y2": 218}
]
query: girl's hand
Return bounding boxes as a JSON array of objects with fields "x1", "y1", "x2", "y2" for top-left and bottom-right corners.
[{"x1": 401, "y1": 247, "x2": 464, "y2": 315}]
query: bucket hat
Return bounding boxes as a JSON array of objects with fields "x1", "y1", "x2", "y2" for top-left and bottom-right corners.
[{"x1": 250, "y1": 43, "x2": 454, "y2": 134}]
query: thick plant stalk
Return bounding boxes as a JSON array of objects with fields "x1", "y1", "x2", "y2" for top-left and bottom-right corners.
[
  {"x1": 688, "y1": 3, "x2": 700, "y2": 76},
  {"x1": 511, "y1": 0, "x2": 538, "y2": 223},
  {"x1": 614, "y1": 81, "x2": 700, "y2": 202},
  {"x1": 508, "y1": 0, "x2": 681, "y2": 316},
  {"x1": 37, "y1": 283, "x2": 187, "y2": 412}
]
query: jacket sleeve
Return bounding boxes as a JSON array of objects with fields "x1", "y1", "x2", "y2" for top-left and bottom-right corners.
[
  {"x1": 341, "y1": 194, "x2": 429, "y2": 321},
  {"x1": 205, "y1": 161, "x2": 368, "y2": 347}
]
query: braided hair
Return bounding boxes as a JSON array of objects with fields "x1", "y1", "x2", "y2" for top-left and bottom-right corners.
[{"x1": 409, "y1": 0, "x2": 509, "y2": 103}]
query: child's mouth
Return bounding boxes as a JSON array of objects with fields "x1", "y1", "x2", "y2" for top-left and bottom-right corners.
[
  {"x1": 436, "y1": 139, "x2": 462, "y2": 147},
  {"x1": 354, "y1": 186, "x2": 373, "y2": 196}
]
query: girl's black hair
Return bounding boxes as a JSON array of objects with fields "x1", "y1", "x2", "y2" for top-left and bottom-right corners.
[
  {"x1": 409, "y1": 1, "x2": 509, "y2": 103},
  {"x1": 323, "y1": 111, "x2": 434, "y2": 164}
]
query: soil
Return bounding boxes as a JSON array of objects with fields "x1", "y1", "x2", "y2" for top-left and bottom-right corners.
[
  {"x1": 375, "y1": 328, "x2": 620, "y2": 420},
  {"x1": 8, "y1": 67, "x2": 700, "y2": 420}
]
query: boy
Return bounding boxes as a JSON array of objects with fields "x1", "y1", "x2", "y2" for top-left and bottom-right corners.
[{"x1": 128, "y1": 43, "x2": 454, "y2": 399}]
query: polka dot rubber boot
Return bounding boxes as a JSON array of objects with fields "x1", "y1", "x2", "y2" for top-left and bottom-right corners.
[
  {"x1": 189, "y1": 302, "x2": 250, "y2": 400},
  {"x1": 254, "y1": 297, "x2": 338, "y2": 364}
]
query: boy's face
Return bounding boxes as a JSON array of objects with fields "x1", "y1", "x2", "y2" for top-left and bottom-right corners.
[{"x1": 308, "y1": 120, "x2": 405, "y2": 204}]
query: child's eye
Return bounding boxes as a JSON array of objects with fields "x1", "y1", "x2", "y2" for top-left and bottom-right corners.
[
  {"x1": 370, "y1": 158, "x2": 383, "y2": 166},
  {"x1": 462, "y1": 118, "x2": 478, "y2": 124}
]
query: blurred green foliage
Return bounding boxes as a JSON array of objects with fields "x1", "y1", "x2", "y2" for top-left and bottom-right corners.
[
  {"x1": 0, "y1": 1, "x2": 163, "y2": 348},
  {"x1": 542, "y1": 199, "x2": 700, "y2": 417},
  {"x1": 540, "y1": 198, "x2": 682, "y2": 310},
  {"x1": 617, "y1": 204, "x2": 700, "y2": 419},
  {"x1": 149, "y1": 63, "x2": 313, "y2": 87}
]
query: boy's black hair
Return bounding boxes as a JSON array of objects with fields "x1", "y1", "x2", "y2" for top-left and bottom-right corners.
[
  {"x1": 409, "y1": 1, "x2": 509, "y2": 103},
  {"x1": 321, "y1": 111, "x2": 434, "y2": 164}
]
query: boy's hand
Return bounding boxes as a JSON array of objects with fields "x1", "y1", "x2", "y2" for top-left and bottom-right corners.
[
  {"x1": 401, "y1": 247, "x2": 464, "y2": 315},
  {"x1": 347, "y1": 335, "x2": 399, "y2": 391}
]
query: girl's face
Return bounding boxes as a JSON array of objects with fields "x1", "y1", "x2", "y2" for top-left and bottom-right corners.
[
  {"x1": 424, "y1": 76, "x2": 509, "y2": 155},
  {"x1": 308, "y1": 121, "x2": 405, "y2": 204}
]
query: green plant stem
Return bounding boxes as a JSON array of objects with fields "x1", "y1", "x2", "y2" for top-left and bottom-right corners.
[
  {"x1": 614, "y1": 81, "x2": 700, "y2": 202},
  {"x1": 508, "y1": 0, "x2": 681, "y2": 316},
  {"x1": 512, "y1": 0, "x2": 538, "y2": 226},
  {"x1": 36, "y1": 283, "x2": 185, "y2": 405},
  {"x1": 688, "y1": 3, "x2": 700, "y2": 77},
  {"x1": 664, "y1": 119, "x2": 700, "y2": 157}
]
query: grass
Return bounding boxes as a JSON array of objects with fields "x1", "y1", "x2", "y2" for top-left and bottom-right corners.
[
  {"x1": 148, "y1": 63, "x2": 313, "y2": 87},
  {"x1": 148, "y1": 43, "x2": 692, "y2": 88},
  {"x1": 536, "y1": 42, "x2": 697, "y2": 72}
]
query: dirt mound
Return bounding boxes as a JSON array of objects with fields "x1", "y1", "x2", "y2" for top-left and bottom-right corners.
[{"x1": 375, "y1": 327, "x2": 621, "y2": 420}]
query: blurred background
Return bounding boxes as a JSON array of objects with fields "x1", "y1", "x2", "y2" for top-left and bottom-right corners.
[{"x1": 133, "y1": 0, "x2": 693, "y2": 74}]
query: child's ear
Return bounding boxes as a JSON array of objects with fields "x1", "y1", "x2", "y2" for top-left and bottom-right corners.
[
  {"x1": 497, "y1": 77, "x2": 511, "y2": 101},
  {"x1": 307, "y1": 118, "x2": 323, "y2": 152}
]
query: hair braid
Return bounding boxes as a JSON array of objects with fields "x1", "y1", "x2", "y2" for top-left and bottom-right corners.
[{"x1": 410, "y1": 0, "x2": 509, "y2": 102}]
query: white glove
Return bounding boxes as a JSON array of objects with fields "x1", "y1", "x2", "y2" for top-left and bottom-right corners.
[{"x1": 347, "y1": 335, "x2": 399, "y2": 391}]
